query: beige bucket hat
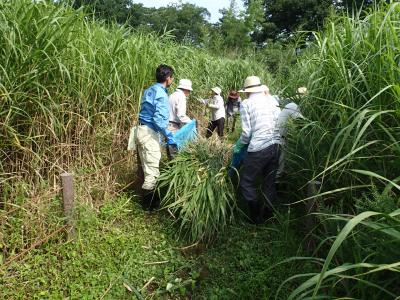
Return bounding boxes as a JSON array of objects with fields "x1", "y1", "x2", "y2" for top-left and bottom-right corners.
[{"x1": 239, "y1": 76, "x2": 267, "y2": 93}]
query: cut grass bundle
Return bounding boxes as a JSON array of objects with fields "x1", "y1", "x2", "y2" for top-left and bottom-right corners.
[{"x1": 157, "y1": 138, "x2": 236, "y2": 244}]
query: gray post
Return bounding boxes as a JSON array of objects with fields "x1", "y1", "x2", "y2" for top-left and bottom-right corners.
[{"x1": 61, "y1": 172, "x2": 75, "y2": 239}]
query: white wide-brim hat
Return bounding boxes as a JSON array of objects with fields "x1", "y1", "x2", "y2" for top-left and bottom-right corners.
[
  {"x1": 239, "y1": 76, "x2": 267, "y2": 93},
  {"x1": 211, "y1": 87, "x2": 222, "y2": 95},
  {"x1": 177, "y1": 79, "x2": 193, "y2": 91}
]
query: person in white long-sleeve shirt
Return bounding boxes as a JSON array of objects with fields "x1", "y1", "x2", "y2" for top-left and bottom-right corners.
[
  {"x1": 198, "y1": 87, "x2": 225, "y2": 139},
  {"x1": 275, "y1": 87, "x2": 306, "y2": 176},
  {"x1": 168, "y1": 79, "x2": 193, "y2": 133},
  {"x1": 238, "y1": 76, "x2": 281, "y2": 224}
]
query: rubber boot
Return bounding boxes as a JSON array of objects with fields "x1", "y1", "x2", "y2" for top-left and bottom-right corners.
[
  {"x1": 248, "y1": 201, "x2": 264, "y2": 225},
  {"x1": 141, "y1": 189, "x2": 159, "y2": 212}
]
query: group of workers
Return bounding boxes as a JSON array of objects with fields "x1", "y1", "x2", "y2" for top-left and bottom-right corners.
[{"x1": 134, "y1": 64, "x2": 305, "y2": 224}]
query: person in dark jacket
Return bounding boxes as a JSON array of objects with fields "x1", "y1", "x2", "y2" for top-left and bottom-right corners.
[{"x1": 225, "y1": 90, "x2": 241, "y2": 133}]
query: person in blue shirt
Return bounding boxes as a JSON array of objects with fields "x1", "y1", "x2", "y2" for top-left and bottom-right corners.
[{"x1": 136, "y1": 64, "x2": 177, "y2": 210}]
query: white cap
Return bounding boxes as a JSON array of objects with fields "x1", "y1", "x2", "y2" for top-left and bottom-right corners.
[
  {"x1": 177, "y1": 79, "x2": 193, "y2": 91},
  {"x1": 211, "y1": 87, "x2": 221, "y2": 95}
]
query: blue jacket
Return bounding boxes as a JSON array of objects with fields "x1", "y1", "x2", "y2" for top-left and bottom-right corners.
[{"x1": 138, "y1": 83, "x2": 171, "y2": 137}]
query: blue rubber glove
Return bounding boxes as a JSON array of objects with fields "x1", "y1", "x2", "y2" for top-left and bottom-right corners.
[
  {"x1": 233, "y1": 138, "x2": 247, "y2": 154},
  {"x1": 166, "y1": 132, "x2": 177, "y2": 146}
]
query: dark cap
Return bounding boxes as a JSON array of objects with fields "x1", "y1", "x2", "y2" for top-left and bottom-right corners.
[{"x1": 228, "y1": 90, "x2": 240, "y2": 99}]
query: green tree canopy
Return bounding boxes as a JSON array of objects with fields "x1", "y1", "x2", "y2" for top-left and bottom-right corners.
[
  {"x1": 72, "y1": 0, "x2": 131, "y2": 23},
  {"x1": 245, "y1": 0, "x2": 383, "y2": 42},
  {"x1": 218, "y1": 0, "x2": 253, "y2": 50},
  {"x1": 140, "y1": 3, "x2": 210, "y2": 44}
]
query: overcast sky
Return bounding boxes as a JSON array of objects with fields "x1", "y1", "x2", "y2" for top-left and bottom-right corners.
[{"x1": 132, "y1": 0, "x2": 244, "y2": 23}]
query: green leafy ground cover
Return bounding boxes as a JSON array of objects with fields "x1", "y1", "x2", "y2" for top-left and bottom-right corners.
[{"x1": 1, "y1": 194, "x2": 307, "y2": 299}]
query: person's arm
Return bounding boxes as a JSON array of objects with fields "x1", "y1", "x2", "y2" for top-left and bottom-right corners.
[
  {"x1": 197, "y1": 98, "x2": 208, "y2": 105},
  {"x1": 239, "y1": 104, "x2": 251, "y2": 144},
  {"x1": 176, "y1": 93, "x2": 191, "y2": 124}
]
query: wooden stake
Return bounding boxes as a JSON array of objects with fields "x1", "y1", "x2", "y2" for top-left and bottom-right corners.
[{"x1": 61, "y1": 172, "x2": 75, "y2": 239}]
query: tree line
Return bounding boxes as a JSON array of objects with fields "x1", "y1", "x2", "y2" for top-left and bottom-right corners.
[{"x1": 71, "y1": 0, "x2": 385, "y2": 51}]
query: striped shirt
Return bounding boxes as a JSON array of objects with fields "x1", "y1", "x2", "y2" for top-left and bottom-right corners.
[{"x1": 240, "y1": 92, "x2": 281, "y2": 152}]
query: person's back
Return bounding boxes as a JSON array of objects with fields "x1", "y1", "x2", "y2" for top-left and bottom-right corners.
[
  {"x1": 240, "y1": 93, "x2": 281, "y2": 152},
  {"x1": 139, "y1": 84, "x2": 169, "y2": 133},
  {"x1": 276, "y1": 102, "x2": 303, "y2": 137},
  {"x1": 168, "y1": 79, "x2": 193, "y2": 131},
  {"x1": 238, "y1": 76, "x2": 282, "y2": 224}
]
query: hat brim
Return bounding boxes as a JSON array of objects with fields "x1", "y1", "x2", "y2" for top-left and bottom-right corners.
[
  {"x1": 211, "y1": 88, "x2": 221, "y2": 95},
  {"x1": 178, "y1": 85, "x2": 193, "y2": 91},
  {"x1": 239, "y1": 86, "x2": 267, "y2": 93}
]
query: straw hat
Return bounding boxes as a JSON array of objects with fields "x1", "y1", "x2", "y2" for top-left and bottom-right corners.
[
  {"x1": 239, "y1": 76, "x2": 266, "y2": 93},
  {"x1": 177, "y1": 79, "x2": 193, "y2": 91},
  {"x1": 228, "y1": 90, "x2": 240, "y2": 99},
  {"x1": 211, "y1": 87, "x2": 222, "y2": 95}
]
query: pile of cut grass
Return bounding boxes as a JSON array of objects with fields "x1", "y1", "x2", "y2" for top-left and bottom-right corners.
[{"x1": 157, "y1": 138, "x2": 236, "y2": 244}]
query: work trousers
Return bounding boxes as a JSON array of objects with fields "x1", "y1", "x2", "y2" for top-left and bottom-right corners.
[
  {"x1": 205, "y1": 117, "x2": 225, "y2": 138},
  {"x1": 135, "y1": 125, "x2": 161, "y2": 190},
  {"x1": 240, "y1": 144, "x2": 280, "y2": 208},
  {"x1": 226, "y1": 113, "x2": 239, "y2": 132}
]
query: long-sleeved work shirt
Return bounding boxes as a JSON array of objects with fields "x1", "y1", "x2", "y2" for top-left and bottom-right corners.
[
  {"x1": 169, "y1": 89, "x2": 191, "y2": 125},
  {"x1": 199, "y1": 95, "x2": 225, "y2": 121},
  {"x1": 276, "y1": 102, "x2": 303, "y2": 137},
  {"x1": 138, "y1": 83, "x2": 171, "y2": 137},
  {"x1": 240, "y1": 92, "x2": 281, "y2": 152}
]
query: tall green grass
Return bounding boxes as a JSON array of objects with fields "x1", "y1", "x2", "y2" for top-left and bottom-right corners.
[
  {"x1": 278, "y1": 2, "x2": 400, "y2": 297},
  {"x1": 0, "y1": 0, "x2": 271, "y2": 191},
  {"x1": 284, "y1": 1, "x2": 400, "y2": 208}
]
